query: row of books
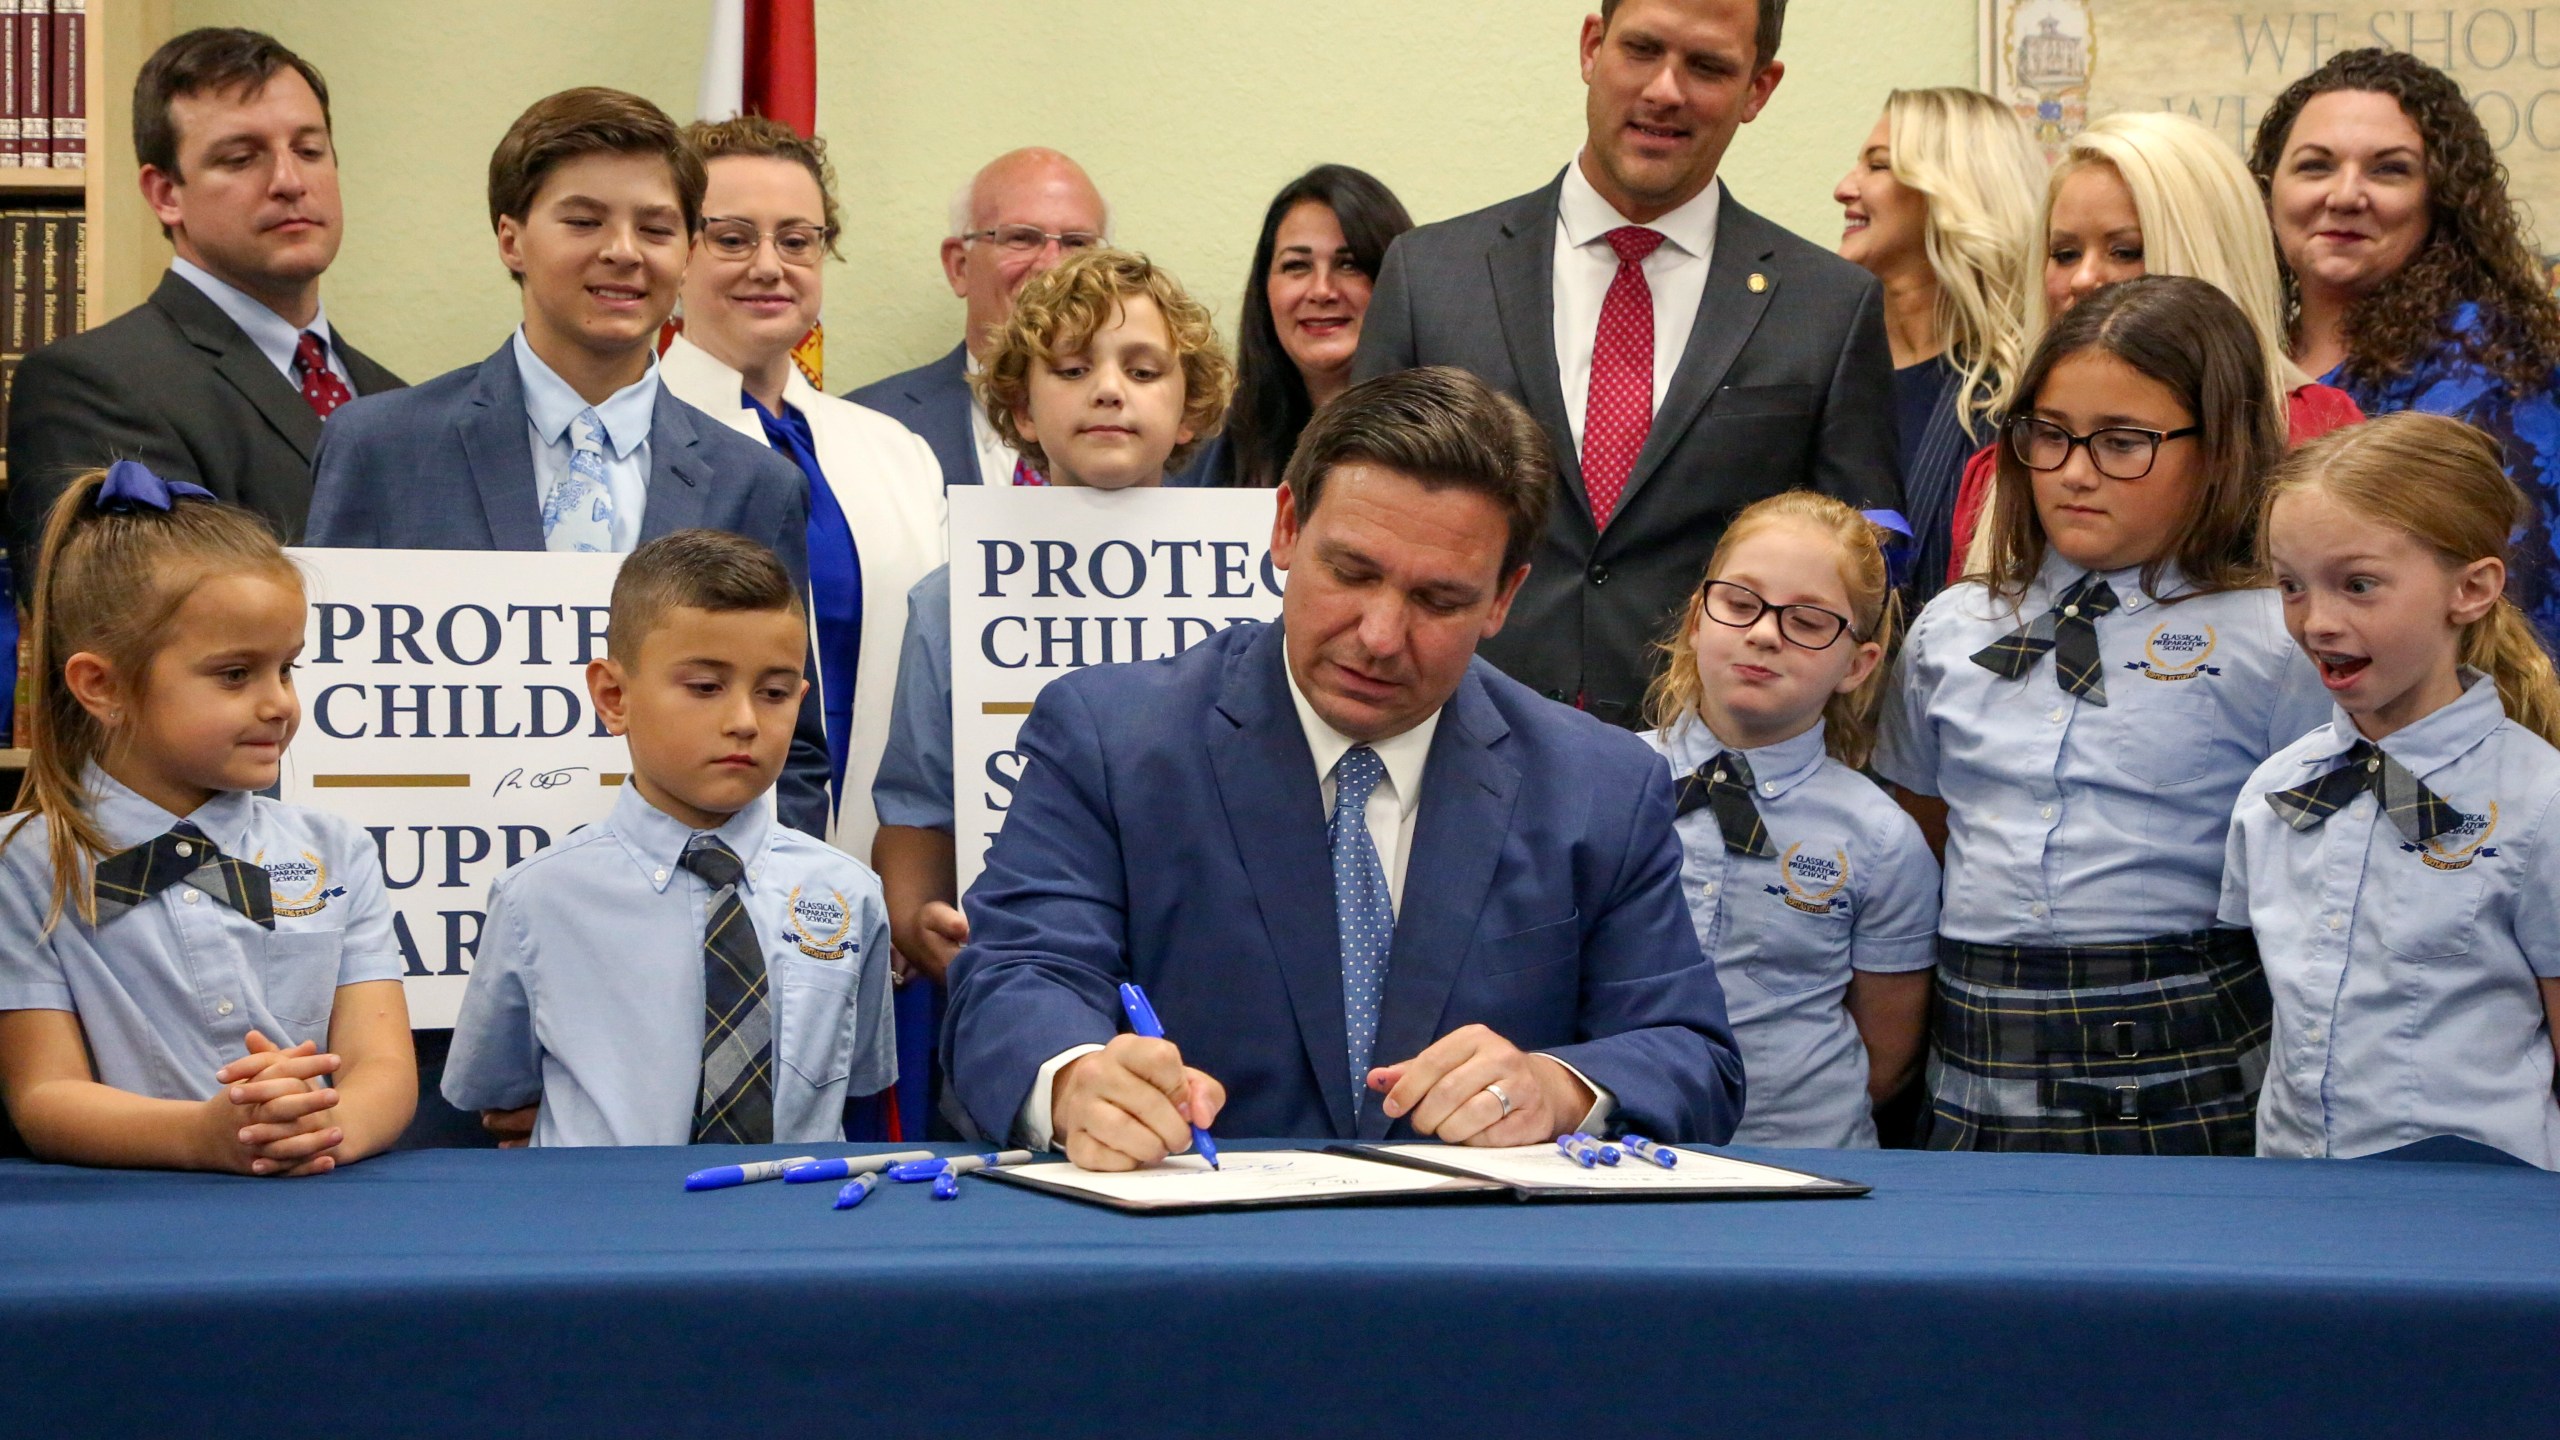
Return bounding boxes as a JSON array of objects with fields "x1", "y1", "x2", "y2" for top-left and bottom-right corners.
[
  {"x1": 0, "y1": 0, "x2": 82, "y2": 170},
  {"x1": 0, "y1": 206, "x2": 89, "y2": 468}
]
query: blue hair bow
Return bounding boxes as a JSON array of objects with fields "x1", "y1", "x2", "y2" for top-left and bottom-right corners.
[{"x1": 95, "y1": 460, "x2": 216, "y2": 513}]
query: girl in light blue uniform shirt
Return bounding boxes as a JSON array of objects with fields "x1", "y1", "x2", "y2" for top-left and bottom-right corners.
[
  {"x1": 0, "y1": 464, "x2": 416, "y2": 1174},
  {"x1": 1644, "y1": 492, "x2": 1940, "y2": 1148},
  {"x1": 1876, "y1": 276, "x2": 2330, "y2": 1154},
  {"x1": 2230, "y1": 412, "x2": 2560, "y2": 1167}
]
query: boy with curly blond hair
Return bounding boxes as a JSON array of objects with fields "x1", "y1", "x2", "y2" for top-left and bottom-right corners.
[{"x1": 870, "y1": 251, "x2": 1233, "y2": 1069}]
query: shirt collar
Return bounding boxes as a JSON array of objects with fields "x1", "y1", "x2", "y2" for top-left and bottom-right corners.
[
  {"x1": 169, "y1": 256, "x2": 332, "y2": 379},
  {"x1": 606, "y1": 781, "x2": 774, "y2": 894},
  {"x1": 2298, "y1": 667, "x2": 2508, "y2": 778},
  {"x1": 1659, "y1": 710, "x2": 1829, "y2": 800},
  {"x1": 1281, "y1": 645, "x2": 1441, "y2": 821},
  {"x1": 1557, "y1": 153, "x2": 1721, "y2": 260},
  {"x1": 83, "y1": 764, "x2": 257, "y2": 856},
  {"x1": 511, "y1": 327, "x2": 658, "y2": 460},
  {"x1": 2031, "y1": 548, "x2": 2188, "y2": 615}
]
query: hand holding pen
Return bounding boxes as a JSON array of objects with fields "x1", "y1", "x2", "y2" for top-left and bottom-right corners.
[{"x1": 1045, "y1": 984, "x2": 1227, "y2": 1173}]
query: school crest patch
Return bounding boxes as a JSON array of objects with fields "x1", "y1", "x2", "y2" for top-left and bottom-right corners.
[
  {"x1": 1764, "y1": 842, "x2": 1852, "y2": 915},
  {"x1": 256, "y1": 849, "x2": 345, "y2": 919},
  {"x1": 2125, "y1": 621, "x2": 2221, "y2": 682},
  {"x1": 783, "y1": 887, "x2": 857, "y2": 959},
  {"x1": 2405, "y1": 802, "x2": 2499, "y2": 871}
]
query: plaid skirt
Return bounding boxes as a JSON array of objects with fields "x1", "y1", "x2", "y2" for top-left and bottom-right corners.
[{"x1": 1925, "y1": 928, "x2": 2271, "y2": 1156}]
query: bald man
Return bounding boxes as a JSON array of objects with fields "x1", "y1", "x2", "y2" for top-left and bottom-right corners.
[{"x1": 845, "y1": 147, "x2": 1111, "y2": 490}]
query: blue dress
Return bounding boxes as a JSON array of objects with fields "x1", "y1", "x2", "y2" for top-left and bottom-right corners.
[{"x1": 2321, "y1": 303, "x2": 2560, "y2": 648}]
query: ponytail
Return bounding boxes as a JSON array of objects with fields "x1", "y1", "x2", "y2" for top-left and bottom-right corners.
[{"x1": 2460, "y1": 601, "x2": 2560, "y2": 749}]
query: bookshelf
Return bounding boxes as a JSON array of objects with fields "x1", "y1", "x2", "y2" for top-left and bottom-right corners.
[{"x1": 1, "y1": 0, "x2": 171, "y2": 789}]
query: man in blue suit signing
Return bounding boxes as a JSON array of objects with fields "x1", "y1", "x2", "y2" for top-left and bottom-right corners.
[
  {"x1": 305, "y1": 87, "x2": 828, "y2": 836},
  {"x1": 945, "y1": 366, "x2": 1743, "y2": 1168}
]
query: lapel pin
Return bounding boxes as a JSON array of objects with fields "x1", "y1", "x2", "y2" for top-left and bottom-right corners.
[{"x1": 1747, "y1": 272, "x2": 1768, "y2": 294}]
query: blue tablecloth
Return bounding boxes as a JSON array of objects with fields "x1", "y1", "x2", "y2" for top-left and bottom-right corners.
[{"x1": 4, "y1": 1142, "x2": 2553, "y2": 1438}]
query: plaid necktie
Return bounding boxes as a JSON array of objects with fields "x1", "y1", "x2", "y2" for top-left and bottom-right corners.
[
  {"x1": 2265, "y1": 739, "x2": 2463, "y2": 845},
  {"x1": 92, "y1": 820, "x2": 273, "y2": 929},
  {"x1": 682, "y1": 836, "x2": 775, "y2": 1145},
  {"x1": 1674, "y1": 751, "x2": 1776, "y2": 859},
  {"x1": 1970, "y1": 573, "x2": 2119, "y2": 705}
]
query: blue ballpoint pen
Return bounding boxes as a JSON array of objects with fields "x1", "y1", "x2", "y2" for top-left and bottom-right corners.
[{"x1": 1117, "y1": 982, "x2": 1220, "y2": 1170}]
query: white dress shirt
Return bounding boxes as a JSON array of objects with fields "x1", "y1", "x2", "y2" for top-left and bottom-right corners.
[
  {"x1": 1019, "y1": 663, "x2": 1607, "y2": 1149},
  {"x1": 963, "y1": 350, "x2": 1026, "y2": 487},
  {"x1": 511, "y1": 327, "x2": 656, "y2": 552},
  {"x1": 1551, "y1": 154, "x2": 1721, "y2": 455},
  {"x1": 168, "y1": 255, "x2": 351, "y2": 390}
]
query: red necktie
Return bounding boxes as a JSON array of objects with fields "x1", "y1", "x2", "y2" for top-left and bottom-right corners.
[
  {"x1": 1011, "y1": 457, "x2": 1047, "y2": 486},
  {"x1": 1581, "y1": 226, "x2": 1666, "y2": 530},
  {"x1": 294, "y1": 331, "x2": 353, "y2": 419}
]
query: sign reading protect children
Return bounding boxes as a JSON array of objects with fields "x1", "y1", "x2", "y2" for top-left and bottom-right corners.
[
  {"x1": 948, "y1": 488, "x2": 1286, "y2": 890},
  {"x1": 280, "y1": 549, "x2": 628, "y2": 1028}
]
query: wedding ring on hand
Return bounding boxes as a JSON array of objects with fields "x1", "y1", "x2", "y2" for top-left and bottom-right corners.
[{"x1": 1485, "y1": 1081, "x2": 1515, "y2": 1118}]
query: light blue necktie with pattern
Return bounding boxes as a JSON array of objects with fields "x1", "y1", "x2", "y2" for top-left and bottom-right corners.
[
  {"x1": 543, "y1": 407, "x2": 619, "y2": 553},
  {"x1": 1330, "y1": 745, "x2": 1394, "y2": 1112}
]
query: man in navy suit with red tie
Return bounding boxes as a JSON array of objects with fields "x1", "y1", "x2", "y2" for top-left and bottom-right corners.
[{"x1": 943, "y1": 367, "x2": 1742, "y2": 1169}]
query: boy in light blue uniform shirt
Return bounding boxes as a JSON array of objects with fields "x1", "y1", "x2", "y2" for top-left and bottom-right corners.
[{"x1": 444, "y1": 530, "x2": 893, "y2": 1146}]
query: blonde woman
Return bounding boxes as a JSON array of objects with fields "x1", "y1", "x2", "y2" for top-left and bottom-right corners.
[
  {"x1": 1946, "y1": 110, "x2": 2363, "y2": 582},
  {"x1": 1834, "y1": 86, "x2": 2045, "y2": 602}
]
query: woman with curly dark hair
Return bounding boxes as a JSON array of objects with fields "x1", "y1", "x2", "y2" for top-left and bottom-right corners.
[{"x1": 2251, "y1": 47, "x2": 2560, "y2": 645}]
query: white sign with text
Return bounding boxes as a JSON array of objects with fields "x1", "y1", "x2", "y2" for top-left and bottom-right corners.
[
  {"x1": 947, "y1": 488, "x2": 1286, "y2": 890},
  {"x1": 279, "y1": 549, "x2": 629, "y2": 1028}
]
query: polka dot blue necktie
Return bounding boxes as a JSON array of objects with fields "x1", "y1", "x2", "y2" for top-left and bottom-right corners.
[{"x1": 1330, "y1": 745, "x2": 1394, "y2": 1112}]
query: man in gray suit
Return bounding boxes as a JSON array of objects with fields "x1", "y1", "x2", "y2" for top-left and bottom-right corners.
[
  {"x1": 6, "y1": 29, "x2": 403, "y2": 604},
  {"x1": 1353, "y1": 0, "x2": 1900, "y2": 727}
]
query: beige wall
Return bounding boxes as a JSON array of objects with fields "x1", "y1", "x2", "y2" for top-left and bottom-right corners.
[{"x1": 176, "y1": 0, "x2": 1976, "y2": 388}]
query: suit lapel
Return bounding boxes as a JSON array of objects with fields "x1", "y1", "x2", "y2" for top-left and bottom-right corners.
[
  {"x1": 151, "y1": 274, "x2": 326, "y2": 465},
  {"x1": 1204, "y1": 625, "x2": 1356, "y2": 1137},
  {"x1": 1488, "y1": 177, "x2": 1582, "y2": 500},
  {"x1": 1362, "y1": 666, "x2": 1520, "y2": 1139},
  {"x1": 457, "y1": 343, "x2": 547, "y2": 551},
  {"x1": 1613, "y1": 193, "x2": 1779, "y2": 526},
  {"x1": 914, "y1": 343, "x2": 981, "y2": 486},
  {"x1": 638, "y1": 388, "x2": 712, "y2": 543}
]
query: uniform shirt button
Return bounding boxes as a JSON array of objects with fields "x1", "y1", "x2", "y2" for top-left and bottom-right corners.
[
  {"x1": 654, "y1": 869, "x2": 668, "y2": 885},
  {"x1": 216, "y1": 999, "x2": 234, "y2": 1016},
  {"x1": 1761, "y1": 783, "x2": 1777, "y2": 797},
  {"x1": 2029, "y1": 901, "x2": 2049, "y2": 918},
  {"x1": 2326, "y1": 914, "x2": 2344, "y2": 930},
  {"x1": 2047, "y1": 707, "x2": 2065, "y2": 724},
  {"x1": 174, "y1": 841, "x2": 194, "y2": 859},
  {"x1": 1702, "y1": 882, "x2": 1717, "y2": 897},
  {"x1": 2039, "y1": 805, "x2": 2055, "y2": 820},
  {"x1": 182, "y1": 889, "x2": 200, "y2": 905}
]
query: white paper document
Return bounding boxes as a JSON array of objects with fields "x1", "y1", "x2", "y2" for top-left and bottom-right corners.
[
  {"x1": 1367, "y1": 1142, "x2": 1838, "y2": 1192},
  {"x1": 990, "y1": 1150, "x2": 1496, "y2": 1211}
]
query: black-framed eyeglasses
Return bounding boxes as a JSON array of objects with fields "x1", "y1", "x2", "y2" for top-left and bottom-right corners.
[
  {"x1": 2004, "y1": 415, "x2": 2201, "y2": 480},
  {"x1": 963, "y1": 224, "x2": 1104, "y2": 254},
  {"x1": 1699, "y1": 580, "x2": 1858, "y2": 650},
  {"x1": 700, "y1": 217, "x2": 834, "y2": 267}
]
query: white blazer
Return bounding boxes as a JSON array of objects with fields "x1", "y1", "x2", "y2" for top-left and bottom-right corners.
[{"x1": 658, "y1": 334, "x2": 947, "y2": 858}]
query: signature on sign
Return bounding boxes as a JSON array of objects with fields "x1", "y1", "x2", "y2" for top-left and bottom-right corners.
[{"x1": 492, "y1": 765, "x2": 590, "y2": 797}]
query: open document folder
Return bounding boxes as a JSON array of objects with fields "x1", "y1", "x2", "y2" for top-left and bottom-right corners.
[{"x1": 979, "y1": 1144, "x2": 1868, "y2": 1214}]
